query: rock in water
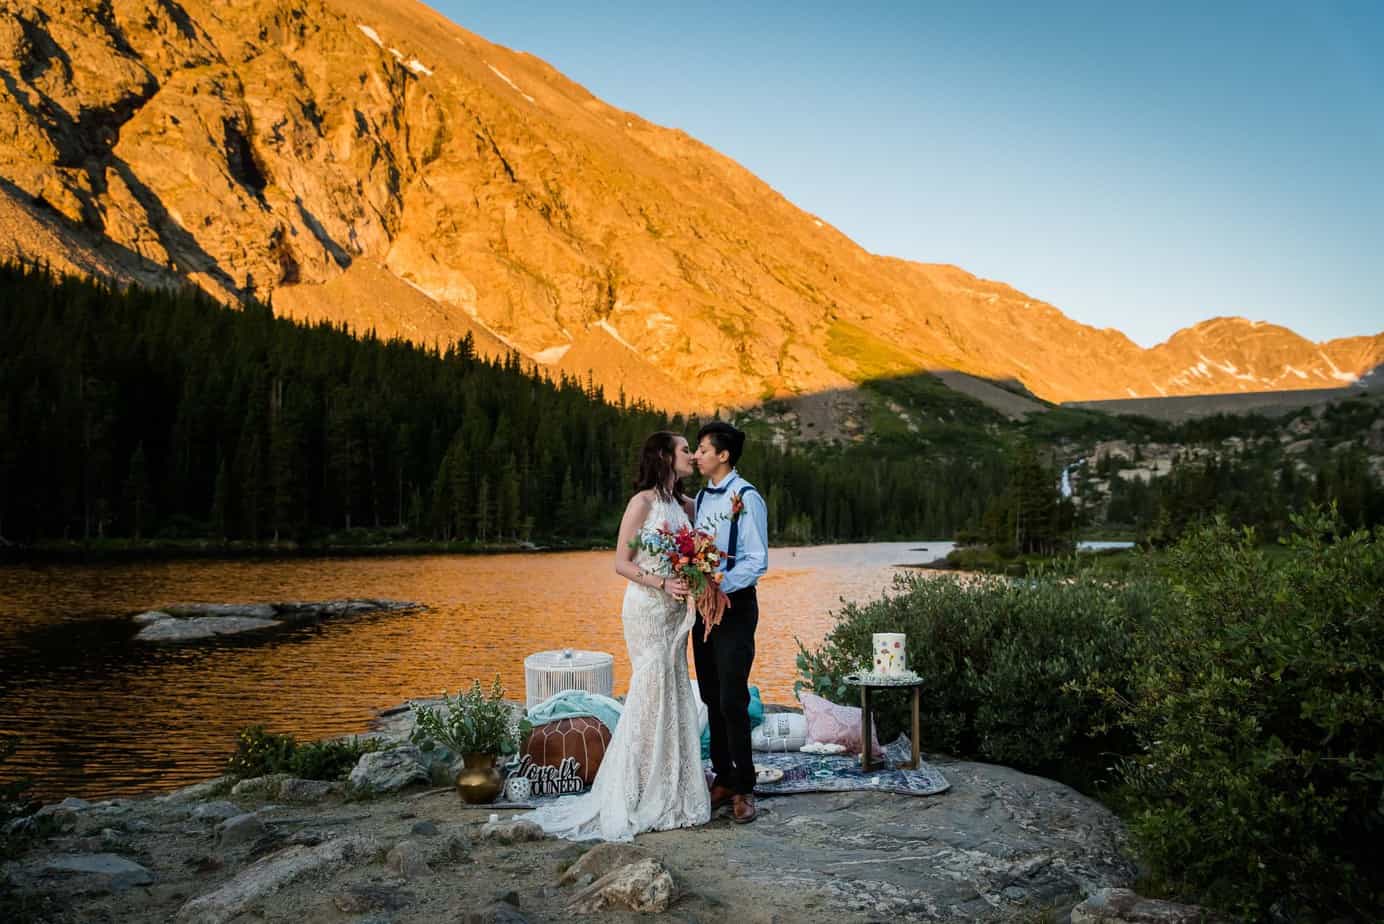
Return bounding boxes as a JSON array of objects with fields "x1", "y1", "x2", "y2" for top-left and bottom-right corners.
[
  {"x1": 567, "y1": 857, "x2": 676, "y2": 914},
  {"x1": 348, "y1": 746, "x2": 429, "y2": 793},
  {"x1": 135, "y1": 615, "x2": 281, "y2": 641},
  {"x1": 133, "y1": 600, "x2": 419, "y2": 641},
  {"x1": 176, "y1": 834, "x2": 378, "y2": 923}
]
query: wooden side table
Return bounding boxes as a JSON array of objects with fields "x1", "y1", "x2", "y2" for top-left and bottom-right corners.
[{"x1": 844, "y1": 674, "x2": 924, "y2": 772}]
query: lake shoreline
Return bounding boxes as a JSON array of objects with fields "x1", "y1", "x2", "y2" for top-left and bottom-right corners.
[
  {"x1": 0, "y1": 538, "x2": 609, "y2": 564},
  {"x1": 0, "y1": 701, "x2": 1150, "y2": 924}
]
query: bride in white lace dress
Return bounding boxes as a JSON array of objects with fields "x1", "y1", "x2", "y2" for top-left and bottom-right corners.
[{"x1": 522, "y1": 431, "x2": 711, "y2": 841}]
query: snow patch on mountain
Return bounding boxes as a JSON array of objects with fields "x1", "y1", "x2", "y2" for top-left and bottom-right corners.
[
  {"x1": 487, "y1": 64, "x2": 536, "y2": 103},
  {"x1": 357, "y1": 24, "x2": 383, "y2": 47},
  {"x1": 532, "y1": 345, "x2": 572, "y2": 364},
  {"x1": 596, "y1": 319, "x2": 637, "y2": 352}
]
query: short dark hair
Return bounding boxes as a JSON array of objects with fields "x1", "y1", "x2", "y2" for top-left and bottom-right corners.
[{"x1": 696, "y1": 421, "x2": 746, "y2": 467}]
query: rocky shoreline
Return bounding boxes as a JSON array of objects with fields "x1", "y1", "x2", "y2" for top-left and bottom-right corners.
[{"x1": 1, "y1": 704, "x2": 1212, "y2": 924}]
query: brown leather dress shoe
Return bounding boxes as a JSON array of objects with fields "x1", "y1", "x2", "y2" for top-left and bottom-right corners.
[
  {"x1": 709, "y1": 784, "x2": 735, "y2": 810},
  {"x1": 732, "y1": 793, "x2": 758, "y2": 824}
]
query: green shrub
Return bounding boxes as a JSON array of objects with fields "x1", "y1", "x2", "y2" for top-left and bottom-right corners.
[
  {"x1": 797, "y1": 562, "x2": 1169, "y2": 785},
  {"x1": 225, "y1": 726, "x2": 297, "y2": 779},
  {"x1": 289, "y1": 737, "x2": 384, "y2": 780},
  {"x1": 1105, "y1": 511, "x2": 1384, "y2": 919},
  {"x1": 224, "y1": 726, "x2": 382, "y2": 781}
]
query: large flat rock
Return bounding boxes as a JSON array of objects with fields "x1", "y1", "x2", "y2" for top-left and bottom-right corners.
[
  {"x1": 132, "y1": 599, "x2": 421, "y2": 641},
  {"x1": 639, "y1": 754, "x2": 1136, "y2": 921},
  {"x1": 5, "y1": 748, "x2": 1136, "y2": 923}
]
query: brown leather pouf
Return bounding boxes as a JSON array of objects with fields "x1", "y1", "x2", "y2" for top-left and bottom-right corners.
[{"x1": 521, "y1": 716, "x2": 612, "y2": 790}]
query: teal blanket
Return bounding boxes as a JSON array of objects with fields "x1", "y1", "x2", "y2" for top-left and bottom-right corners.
[{"x1": 527, "y1": 690, "x2": 624, "y2": 733}]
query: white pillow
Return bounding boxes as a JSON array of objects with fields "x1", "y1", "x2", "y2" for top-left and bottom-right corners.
[{"x1": 751, "y1": 712, "x2": 808, "y2": 751}]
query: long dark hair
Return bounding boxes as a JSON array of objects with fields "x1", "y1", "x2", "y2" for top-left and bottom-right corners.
[{"x1": 633, "y1": 431, "x2": 686, "y2": 500}]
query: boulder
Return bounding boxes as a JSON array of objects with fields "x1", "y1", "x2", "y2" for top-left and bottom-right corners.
[
  {"x1": 156, "y1": 776, "x2": 233, "y2": 804},
  {"x1": 191, "y1": 800, "x2": 243, "y2": 822},
  {"x1": 567, "y1": 856, "x2": 676, "y2": 914},
  {"x1": 334, "y1": 882, "x2": 415, "y2": 913},
  {"x1": 176, "y1": 834, "x2": 379, "y2": 924},
  {"x1": 479, "y1": 818, "x2": 545, "y2": 844},
  {"x1": 1071, "y1": 888, "x2": 1215, "y2": 924},
  {"x1": 41, "y1": 853, "x2": 153, "y2": 893},
  {"x1": 558, "y1": 842, "x2": 652, "y2": 886},
  {"x1": 215, "y1": 812, "x2": 267, "y2": 848},
  {"x1": 385, "y1": 839, "x2": 432, "y2": 879},
  {"x1": 231, "y1": 773, "x2": 292, "y2": 798},
  {"x1": 277, "y1": 778, "x2": 340, "y2": 803},
  {"x1": 348, "y1": 746, "x2": 429, "y2": 794}
]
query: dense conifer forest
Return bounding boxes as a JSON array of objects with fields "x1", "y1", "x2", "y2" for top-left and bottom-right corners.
[
  {"x1": 0, "y1": 264, "x2": 1001, "y2": 547},
  {"x1": 2, "y1": 264, "x2": 1379, "y2": 551}
]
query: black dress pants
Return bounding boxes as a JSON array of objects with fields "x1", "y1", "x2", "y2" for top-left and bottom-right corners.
[{"x1": 692, "y1": 585, "x2": 759, "y2": 795}]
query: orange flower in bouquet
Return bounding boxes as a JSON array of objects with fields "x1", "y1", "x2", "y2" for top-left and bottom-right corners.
[{"x1": 630, "y1": 522, "x2": 733, "y2": 640}]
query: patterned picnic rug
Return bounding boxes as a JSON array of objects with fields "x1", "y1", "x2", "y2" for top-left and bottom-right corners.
[
  {"x1": 505, "y1": 736, "x2": 949, "y2": 810},
  {"x1": 746, "y1": 736, "x2": 949, "y2": 797}
]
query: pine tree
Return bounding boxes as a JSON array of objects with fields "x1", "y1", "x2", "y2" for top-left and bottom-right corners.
[{"x1": 123, "y1": 442, "x2": 154, "y2": 539}]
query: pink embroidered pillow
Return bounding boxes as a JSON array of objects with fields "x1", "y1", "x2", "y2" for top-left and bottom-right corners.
[{"x1": 799, "y1": 692, "x2": 885, "y2": 759}]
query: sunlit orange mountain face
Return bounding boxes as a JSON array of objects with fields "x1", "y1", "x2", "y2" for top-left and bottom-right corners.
[{"x1": 2, "y1": 0, "x2": 1379, "y2": 415}]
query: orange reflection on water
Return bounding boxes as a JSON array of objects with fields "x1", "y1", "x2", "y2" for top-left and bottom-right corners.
[{"x1": 0, "y1": 542, "x2": 948, "y2": 798}]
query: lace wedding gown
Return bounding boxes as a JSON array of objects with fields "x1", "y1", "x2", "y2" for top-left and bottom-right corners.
[{"x1": 522, "y1": 495, "x2": 711, "y2": 841}]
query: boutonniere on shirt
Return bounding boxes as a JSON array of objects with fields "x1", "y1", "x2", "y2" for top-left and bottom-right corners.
[{"x1": 730, "y1": 493, "x2": 745, "y2": 523}]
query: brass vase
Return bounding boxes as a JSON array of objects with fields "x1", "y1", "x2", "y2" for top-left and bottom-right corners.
[{"x1": 455, "y1": 752, "x2": 503, "y2": 804}]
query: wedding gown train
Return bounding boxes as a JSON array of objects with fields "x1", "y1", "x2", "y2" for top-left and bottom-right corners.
[{"x1": 521, "y1": 495, "x2": 711, "y2": 841}]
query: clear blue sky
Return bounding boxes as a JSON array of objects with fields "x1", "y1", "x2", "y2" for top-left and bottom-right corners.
[{"x1": 436, "y1": 1, "x2": 1382, "y2": 347}]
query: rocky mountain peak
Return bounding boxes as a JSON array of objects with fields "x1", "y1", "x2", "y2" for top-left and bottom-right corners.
[{"x1": 1, "y1": 0, "x2": 1379, "y2": 413}]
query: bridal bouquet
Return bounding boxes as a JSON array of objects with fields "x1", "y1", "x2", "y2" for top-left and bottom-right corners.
[{"x1": 631, "y1": 522, "x2": 732, "y2": 640}]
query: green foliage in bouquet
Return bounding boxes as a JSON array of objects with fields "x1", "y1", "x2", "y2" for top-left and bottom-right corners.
[
  {"x1": 410, "y1": 676, "x2": 531, "y2": 757},
  {"x1": 224, "y1": 725, "x2": 382, "y2": 781}
]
